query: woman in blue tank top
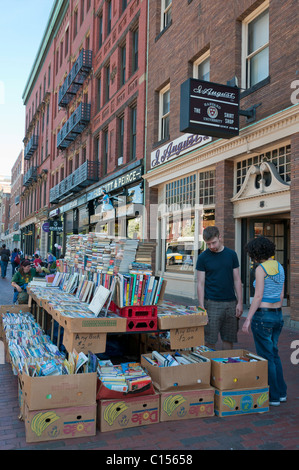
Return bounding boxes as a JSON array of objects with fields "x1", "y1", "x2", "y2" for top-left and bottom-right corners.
[{"x1": 242, "y1": 236, "x2": 287, "y2": 406}]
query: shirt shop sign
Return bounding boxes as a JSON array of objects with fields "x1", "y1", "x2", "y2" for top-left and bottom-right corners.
[
  {"x1": 151, "y1": 133, "x2": 212, "y2": 169},
  {"x1": 180, "y1": 78, "x2": 240, "y2": 139}
]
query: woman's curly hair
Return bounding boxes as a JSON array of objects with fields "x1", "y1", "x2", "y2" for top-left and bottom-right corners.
[{"x1": 245, "y1": 236, "x2": 276, "y2": 263}]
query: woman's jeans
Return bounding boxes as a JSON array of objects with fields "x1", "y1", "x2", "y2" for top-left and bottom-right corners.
[{"x1": 251, "y1": 308, "x2": 287, "y2": 401}]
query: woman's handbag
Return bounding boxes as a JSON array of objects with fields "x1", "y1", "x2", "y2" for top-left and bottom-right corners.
[{"x1": 18, "y1": 290, "x2": 29, "y2": 304}]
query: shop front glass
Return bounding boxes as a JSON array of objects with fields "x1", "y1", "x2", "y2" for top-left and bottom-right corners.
[{"x1": 160, "y1": 172, "x2": 215, "y2": 276}]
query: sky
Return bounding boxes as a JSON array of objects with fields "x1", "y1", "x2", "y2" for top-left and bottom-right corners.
[{"x1": 0, "y1": 0, "x2": 54, "y2": 177}]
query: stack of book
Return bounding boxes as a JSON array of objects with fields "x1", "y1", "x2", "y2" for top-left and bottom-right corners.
[
  {"x1": 118, "y1": 239, "x2": 139, "y2": 273},
  {"x1": 97, "y1": 360, "x2": 152, "y2": 393},
  {"x1": 143, "y1": 350, "x2": 209, "y2": 367}
]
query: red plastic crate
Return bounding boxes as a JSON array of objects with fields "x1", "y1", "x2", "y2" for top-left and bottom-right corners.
[
  {"x1": 110, "y1": 301, "x2": 157, "y2": 318},
  {"x1": 126, "y1": 317, "x2": 158, "y2": 332}
]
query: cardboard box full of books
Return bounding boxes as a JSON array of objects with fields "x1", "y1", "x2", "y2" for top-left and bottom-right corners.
[
  {"x1": 97, "y1": 392, "x2": 160, "y2": 432},
  {"x1": 59, "y1": 314, "x2": 127, "y2": 333},
  {"x1": 159, "y1": 385, "x2": 215, "y2": 422},
  {"x1": 201, "y1": 349, "x2": 268, "y2": 390},
  {"x1": 0, "y1": 305, "x2": 31, "y2": 340},
  {"x1": 96, "y1": 360, "x2": 156, "y2": 400},
  {"x1": 24, "y1": 403, "x2": 97, "y2": 443},
  {"x1": 214, "y1": 386, "x2": 269, "y2": 417},
  {"x1": 141, "y1": 351, "x2": 211, "y2": 391},
  {"x1": 20, "y1": 371, "x2": 97, "y2": 411}
]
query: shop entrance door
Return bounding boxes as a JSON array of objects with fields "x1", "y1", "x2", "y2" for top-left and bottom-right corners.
[{"x1": 241, "y1": 219, "x2": 289, "y2": 306}]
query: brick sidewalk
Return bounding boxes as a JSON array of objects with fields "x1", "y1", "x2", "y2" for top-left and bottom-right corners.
[{"x1": 0, "y1": 272, "x2": 298, "y2": 450}]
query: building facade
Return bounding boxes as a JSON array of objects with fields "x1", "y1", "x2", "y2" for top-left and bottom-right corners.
[
  {"x1": 143, "y1": 0, "x2": 299, "y2": 321},
  {"x1": 21, "y1": 0, "x2": 148, "y2": 258},
  {"x1": 7, "y1": 151, "x2": 24, "y2": 251},
  {"x1": 0, "y1": 176, "x2": 11, "y2": 246}
]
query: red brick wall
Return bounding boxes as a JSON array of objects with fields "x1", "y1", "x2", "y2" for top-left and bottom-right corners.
[
  {"x1": 146, "y1": 0, "x2": 298, "y2": 168},
  {"x1": 215, "y1": 160, "x2": 235, "y2": 250}
]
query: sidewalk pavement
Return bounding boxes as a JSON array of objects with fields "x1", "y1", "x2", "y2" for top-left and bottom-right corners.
[{"x1": 0, "y1": 270, "x2": 298, "y2": 450}]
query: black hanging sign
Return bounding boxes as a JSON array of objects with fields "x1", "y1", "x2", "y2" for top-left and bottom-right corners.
[{"x1": 180, "y1": 78, "x2": 240, "y2": 139}]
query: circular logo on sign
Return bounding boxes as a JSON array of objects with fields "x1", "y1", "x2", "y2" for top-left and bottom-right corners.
[{"x1": 207, "y1": 106, "x2": 218, "y2": 119}]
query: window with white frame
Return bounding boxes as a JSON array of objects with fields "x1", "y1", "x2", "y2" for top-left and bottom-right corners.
[
  {"x1": 242, "y1": 3, "x2": 269, "y2": 89},
  {"x1": 161, "y1": 0, "x2": 172, "y2": 30},
  {"x1": 193, "y1": 51, "x2": 210, "y2": 82},
  {"x1": 235, "y1": 144, "x2": 291, "y2": 193},
  {"x1": 159, "y1": 85, "x2": 170, "y2": 141}
]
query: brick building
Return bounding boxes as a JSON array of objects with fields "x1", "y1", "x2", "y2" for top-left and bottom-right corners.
[
  {"x1": 21, "y1": 0, "x2": 148, "y2": 258},
  {"x1": 7, "y1": 151, "x2": 24, "y2": 251},
  {"x1": 143, "y1": 0, "x2": 299, "y2": 321}
]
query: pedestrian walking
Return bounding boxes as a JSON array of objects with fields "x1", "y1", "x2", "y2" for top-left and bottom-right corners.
[
  {"x1": 11, "y1": 248, "x2": 20, "y2": 275},
  {"x1": 242, "y1": 235, "x2": 287, "y2": 406},
  {"x1": 196, "y1": 226, "x2": 243, "y2": 350},
  {"x1": 0, "y1": 244, "x2": 11, "y2": 278}
]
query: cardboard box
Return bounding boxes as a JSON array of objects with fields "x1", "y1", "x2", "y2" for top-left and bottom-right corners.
[
  {"x1": 214, "y1": 386, "x2": 269, "y2": 417},
  {"x1": 24, "y1": 403, "x2": 97, "y2": 443},
  {"x1": 202, "y1": 349, "x2": 268, "y2": 390},
  {"x1": 141, "y1": 353, "x2": 211, "y2": 391},
  {"x1": 0, "y1": 305, "x2": 31, "y2": 314},
  {"x1": 20, "y1": 372, "x2": 97, "y2": 411},
  {"x1": 158, "y1": 313, "x2": 207, "y2": 330},
  {"x1": 63, "y1": 330, "x2": 107, "y2": 354},
  {"x1": 96, "y1": 378, "x2": 156, "y2": 401},
  {"x1": 169, "y1": 325, "x2": 205, "y2": 349},
  {"x1": 0, "y1": 306, "x2": 32, "y2": 359},
  {"x1": 97, "y1": 392, "x2": 160, "y2": 432},
  {"x1": 160, "y1": 385, "x2": 214, "y2": 422},
  {"x1": 57, "y1": 314, "x2": 127, "y2": 333}
]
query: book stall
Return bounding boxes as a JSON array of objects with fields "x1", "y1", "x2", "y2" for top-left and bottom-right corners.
[{"x1": 0, "y1": 233, "x2": 270, "y2": 443}]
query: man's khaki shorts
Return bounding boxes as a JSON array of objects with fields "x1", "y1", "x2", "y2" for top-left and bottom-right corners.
[{"x1": 204, "y1": 299, "x2": 239, "y2": 345}]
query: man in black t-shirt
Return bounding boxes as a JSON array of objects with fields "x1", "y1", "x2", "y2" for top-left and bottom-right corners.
[{"x1": 196, "y1": 226, "x2": 243, "y2": 349}]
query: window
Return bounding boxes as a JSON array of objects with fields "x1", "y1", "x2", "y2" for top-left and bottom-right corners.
[
  {"x1": 96, "y1": 76, "x2": 102, "y2": 112},
  {"x1": 161, "y1": 0, "x2": 172, "y2": 30},
  {"x1": 56, "y1": 49, "x2": 59, "y2": 74},
  {"x1": 107, "y1": 0, "x2": 112, "y2": 36},
  {"x1": 159, "y1": 85, "x2": 170, "y2": 141},
  {"x1": 122, "y1": 0, "x2": 127, "y2": 12},
  {"x1": 43, "y1": 180, "x2": 47, "y2": 206},
  {"x1": 120, "y1": 44, "x2": 126, "y2": 86},
  {"x1": 74, "y1": 9, "x2": 78, "y2": 39},
  {"x1": 243, "y1": 4, "x2": 269, "y2": 89},
  {"x1": 236, "y1": 145, "x2": 291, "y2": 193},
  {"x1": 132, "y1": 29, "x2": 138, "y2": 74},
  {"x1": 94, "y1": 136, "x2": 100, "y2": 163},
  {"x1": 105, "y1": 64, "x2": 110, "y2": 103},
  {"x1": 118, "y1": 115, "x2": 124, "y2": 165},
  {"x1": 60, "y1": 41, "x2": 63, "y2": 67},
  {"x1": 65, "y1": 28, "x2": 69, "y2": 56},
  {"x1": 199, "y1": 170, "x2": 215, "y2": 206},
  {"x1": 130, "y1": 107, "x2": 137, "y2": 160},
  {"x1": 165, "y1": 175, "x2": 196, "y2": 208},
  {"x1": 48, "y1": 65, "x2": 51, "y2": 88},
  {"x1": 82, "y1": 145, "x2": 87, "y2": 163},
  {"x1": 194, "y1": 52, "x2": 210, "y2": 81},
  {"x1": 98, "y1": 14, "x2": 103, "y2": 49},
  {"x1": 80, "y1": 0, "x2": 85, "y2": 25},
  {"x1": 103, "y1": 129, "x2": 108, "y2": 175}
]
